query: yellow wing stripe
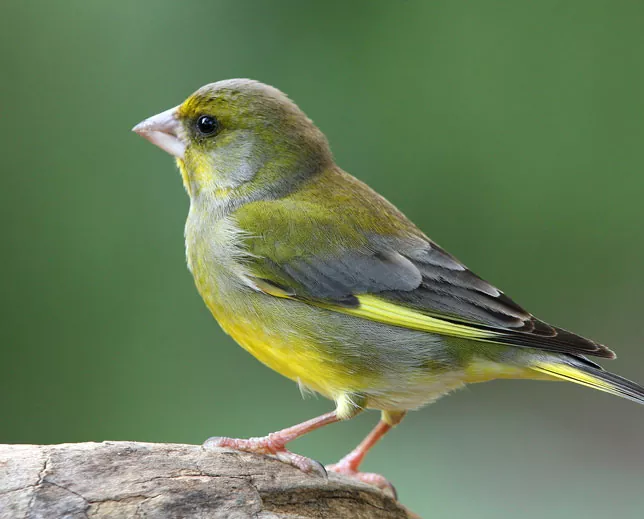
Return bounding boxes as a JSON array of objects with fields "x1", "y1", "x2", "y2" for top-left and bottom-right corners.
[
  {"x1": 317, "y1": 294, "x2": 500, "y2": 340},
  {"x1": 252, "y1": 280, "x2": 500, "y2": 340}
]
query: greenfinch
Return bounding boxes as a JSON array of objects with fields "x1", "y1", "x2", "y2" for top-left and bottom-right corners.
[{"x1": 133, "y1": 79, "x2": 644, "y2": 492}]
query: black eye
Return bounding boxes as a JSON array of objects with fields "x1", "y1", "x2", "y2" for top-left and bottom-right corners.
[{"x1": 196, "y1": 115, "x2": 219, "y2": 135}]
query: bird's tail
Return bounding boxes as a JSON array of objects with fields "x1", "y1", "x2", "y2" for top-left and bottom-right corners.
[{"x1": 531, "y1": 360, "x2": 644, "y2": 405}]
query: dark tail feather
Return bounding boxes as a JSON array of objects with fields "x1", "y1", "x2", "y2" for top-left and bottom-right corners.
[{"x1": 532, "y1": 360, "x2": 644, "y2": 405}]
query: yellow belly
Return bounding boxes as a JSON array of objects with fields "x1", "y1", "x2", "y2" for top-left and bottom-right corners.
[{"x1": 214, "y1": 305, "x2": 355, "y2": 401}]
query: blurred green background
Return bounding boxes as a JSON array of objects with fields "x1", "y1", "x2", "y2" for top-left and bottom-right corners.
[{"x1": 2, "y1": 1, "x2": 643, "y2": 517}]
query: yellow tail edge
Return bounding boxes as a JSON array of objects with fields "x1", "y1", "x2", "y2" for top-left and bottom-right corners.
[{"x1": 532, "y1": 361, "x2": 644, "y2": 405}]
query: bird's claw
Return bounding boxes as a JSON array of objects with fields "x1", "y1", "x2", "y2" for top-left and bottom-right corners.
[
  {"x1": 326, "y1": 462, "x2": 397, "y2": 499},
  {"x1": 203, "y1": 436, "x2": 327, "y2": 478}
]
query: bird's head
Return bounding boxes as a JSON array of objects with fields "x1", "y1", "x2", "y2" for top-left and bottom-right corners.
[{"x1": 133, "y1": 79, "x2": 332, "y2": 199}]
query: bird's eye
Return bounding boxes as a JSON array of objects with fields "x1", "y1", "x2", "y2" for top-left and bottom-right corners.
[{"x1": 196, "y1": 115, "x2": 219, "y2": 136}]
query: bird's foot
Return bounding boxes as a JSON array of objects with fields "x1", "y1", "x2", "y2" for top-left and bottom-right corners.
[
  {"x1": 326, "y1": 460, "x2": 397, "y2": 498},
  {"x1": 203, "y1": 435, "x2": 326, "y2": 477}
]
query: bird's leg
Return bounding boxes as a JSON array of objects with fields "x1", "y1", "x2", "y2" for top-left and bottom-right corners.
[
  {"x1": 203, "y1": 410, "x2": 340, "y2": 476},
  {"x1": 327, "y1": 410, "x2": 406, "y2": 496}
]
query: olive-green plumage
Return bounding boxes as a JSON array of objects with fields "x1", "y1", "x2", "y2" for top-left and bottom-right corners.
[{"x1": 133, "y1": 79, "x2": 644, "y2": 485}]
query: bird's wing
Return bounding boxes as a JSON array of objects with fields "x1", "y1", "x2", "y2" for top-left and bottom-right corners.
[{"x1": 234, "y1": 197, "x2": 614, "y2": 360}]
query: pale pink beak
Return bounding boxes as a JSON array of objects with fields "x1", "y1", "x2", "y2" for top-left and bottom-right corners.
[{"x1": 132, "y1": 106, "x2": 185, "y2": 159}]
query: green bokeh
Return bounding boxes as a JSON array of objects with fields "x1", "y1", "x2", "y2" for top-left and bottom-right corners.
[{"x1": 2, "y1": 1, "x2": 643, "y2": 517}]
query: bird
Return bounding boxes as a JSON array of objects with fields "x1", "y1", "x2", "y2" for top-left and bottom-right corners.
[{"x1": 133, "y1": 79, "x2": 644, "y2": 493}]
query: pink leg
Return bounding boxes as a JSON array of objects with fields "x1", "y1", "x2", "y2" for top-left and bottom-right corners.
[
  {"x1": 203, "y1": 411, "x2": 339, "y2": 475},
  {"x1": 327, "y1": 412, "x2": 405, "y2": 496}
]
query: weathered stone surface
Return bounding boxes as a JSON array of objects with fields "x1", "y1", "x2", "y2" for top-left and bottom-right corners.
[{"x1": 0, "y1": 442, "x2": 416, "y2": 518}]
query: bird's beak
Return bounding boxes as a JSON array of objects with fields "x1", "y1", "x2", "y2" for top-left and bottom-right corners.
[{"x1": 132, "y1": 106, "x2": 185, "y2": 159}]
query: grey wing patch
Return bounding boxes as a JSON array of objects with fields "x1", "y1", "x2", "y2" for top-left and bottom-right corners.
[{"x1": 281, "y1": 249, "x2": 422, "y2": 302}]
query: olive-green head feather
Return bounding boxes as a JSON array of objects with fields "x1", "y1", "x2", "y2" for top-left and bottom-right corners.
[{"x1": 133, "y1": 79, "x2": 332, "y2": 198}]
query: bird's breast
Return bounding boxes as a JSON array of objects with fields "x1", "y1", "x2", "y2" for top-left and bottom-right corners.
[{"x1": 184, "y1": 206, "x2": 256, "y2": 310}]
